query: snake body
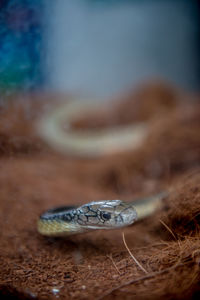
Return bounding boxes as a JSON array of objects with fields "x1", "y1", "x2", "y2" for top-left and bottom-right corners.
[
  {"x1": 36, "y1": 99, "x2": 148, "y2": 157},
  {"x1": 36, "y1": 100, "x2": 166, "y2": 237},
  {"x1": 38, "y1": 193, "x2": 166, "y2": 236}
]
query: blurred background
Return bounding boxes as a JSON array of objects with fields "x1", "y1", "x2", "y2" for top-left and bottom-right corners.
[{"x1": 0, "y1": 0, "x2": 199, "y2": 99}]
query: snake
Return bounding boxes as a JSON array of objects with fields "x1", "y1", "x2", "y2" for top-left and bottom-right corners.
[
  {"x1": 36, "y1": 99, "x2": 166, "y2": 236},
  {"x1": 37, "y1": 192, "x2": 166, "y2": 236}
]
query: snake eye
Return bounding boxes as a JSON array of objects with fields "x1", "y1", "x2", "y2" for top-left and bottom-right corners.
[{"x1": 101, "y1": 211, "x2": 111, "y2": 221}]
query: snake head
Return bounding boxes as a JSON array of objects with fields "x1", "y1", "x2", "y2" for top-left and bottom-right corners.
[
  {"x1": 38, "y1": 200, "x2": 138, "y2": 236},
  {"x1": 78, "y1": 200, "x2": 138, "y2": 229}
]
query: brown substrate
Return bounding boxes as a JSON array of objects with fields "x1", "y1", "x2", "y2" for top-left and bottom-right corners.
[{"x1": 0, "y1": 82, "x2": 200, "y2": 299}]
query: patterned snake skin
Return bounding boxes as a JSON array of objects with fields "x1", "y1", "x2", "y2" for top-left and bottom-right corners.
[
  {"x1": 37, "y1": 192, "x2": 167, "y2": 237},
  {"x1": 38, "y1": 200, "x2": 138, "y2": 236}
]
